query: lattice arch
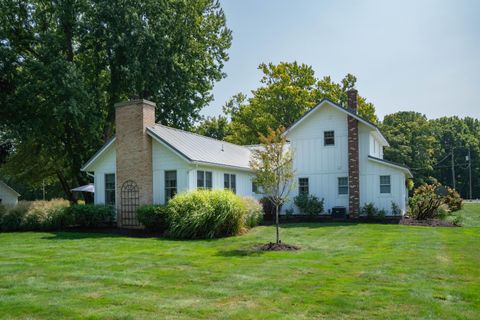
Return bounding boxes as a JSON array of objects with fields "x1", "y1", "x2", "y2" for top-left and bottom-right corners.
[{"x1": 120, "y1": 180, "x2": 140, "y2": 227}]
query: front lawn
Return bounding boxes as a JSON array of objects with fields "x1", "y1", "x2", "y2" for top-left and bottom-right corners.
[{"x1": 1, "y1": 205, "x2": 479, "y2": 319}]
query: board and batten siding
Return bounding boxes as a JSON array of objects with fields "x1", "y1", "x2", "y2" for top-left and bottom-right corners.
[
  {"x1": 186, "y1": 164, "x2": 256, "y2": 198},
  {"x1": 286, "y1": 103, "x2": 408, "y2": 215},
  {"x1": 89, "y1": 145, "x2": 116, "y2": 205},
  {"x1": 152, "y1": 141, "x2": 190, "y2": 204}
]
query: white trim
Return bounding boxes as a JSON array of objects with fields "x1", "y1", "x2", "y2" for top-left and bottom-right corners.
[
  {"x1": 368, "y1": 157, "x2": 413, "y2": 178},
  {"x1": 147, "y1": 128, "x2": 192, "y2": 162},
  {"x1": 81, "y1": 138, "x2": 116, "y2": 172},
  {"x1": 284, "y1": 99, "x2": 390, "y2": 147},
  {"x1": 0, "y1": 180, "x2": 20, "y2": 197}
]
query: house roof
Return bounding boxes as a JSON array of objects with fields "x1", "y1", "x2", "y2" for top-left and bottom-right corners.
[
  {"x1": 368, "y1": 156, "x2": 413, "y2": 178},
  {"x1": 283, "y1": 99, "x2": 390, "y2": 146},
  {"x1": 0, "y1": 180, "x2": 20, "y2": 197},
  {"x1": 146, "y1": 124, "x2": 252, "y2": 170}
]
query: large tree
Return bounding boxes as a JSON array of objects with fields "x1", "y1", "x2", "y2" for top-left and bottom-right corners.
[
  {"x1": 0, "y1": 0, "x2": 231, "y2": 200},
  {"x1": 219, "y1": 62, "x2": 378, "y2": 145}
]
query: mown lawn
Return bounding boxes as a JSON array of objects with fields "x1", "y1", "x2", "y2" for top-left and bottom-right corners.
[{"x1": 1, "y1": 205, "x2": 479, "y2": 319}]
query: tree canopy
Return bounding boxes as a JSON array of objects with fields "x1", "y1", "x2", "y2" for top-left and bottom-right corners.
[{"x1": 0, "y1": 0, "x2": 231, "y2": 200}]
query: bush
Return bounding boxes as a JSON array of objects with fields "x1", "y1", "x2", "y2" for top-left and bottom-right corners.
[
  {"x1": 408, "y1": 184, "x2": 443, "y2": 220},
  {"x1": 391, "y1": 202, "x2": 402, "y2": 216},
  {"x1": 167, "y1": 189, "x2": 246, "y2": 239},
  {"x1": 360, "y1": 202, "x2": 378, "y2": 218},
  {"x1": 294, "y1": 194, "x2": 324, "y2": 215},
  {"x1": 23, "y1": 199, "x2": 70, "y2": 230},
  {"x1": 259, "y1": 197, "x2": 282, "y2": 218},
  {"x1": 444, "y1": 188, "x2": 463, "y2": 212},
  {"x1": 67, "y1": 204, "x2": 115, "y2": 228},
  {"x1": 0, "y1": 201, "x2": 31, "y2": 231},
  {"x1": 137, "y1": 205, "x2": 170, "y2": 232},
  {"x1": 241, "y1": 197, "x2": 263, "y2": 228}
]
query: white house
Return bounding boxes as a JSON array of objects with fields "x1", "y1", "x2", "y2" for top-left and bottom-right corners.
[
  {"x1": 82, "y1": 90, "x2": 412, "y2": 227},
  {"x1": 0, "y1": 180, "x2": 20, "y2": 206}
]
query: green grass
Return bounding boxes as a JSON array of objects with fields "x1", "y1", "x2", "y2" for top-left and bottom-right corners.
[{"x1": 1, "y1": 205, "x2": 480, "y2": 319}]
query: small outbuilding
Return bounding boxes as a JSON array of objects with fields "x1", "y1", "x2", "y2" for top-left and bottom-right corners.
[{"x1": 0, "y1": 180, "x2": 20, "y2": 206}]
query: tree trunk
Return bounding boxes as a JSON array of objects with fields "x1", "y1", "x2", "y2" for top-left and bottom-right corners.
[
  {"x1": 275, "y1": 204, "x2": 280, "y2": 244},
  {"x1": 56, "y1": 170, "x2": 76, "y2": 204}
]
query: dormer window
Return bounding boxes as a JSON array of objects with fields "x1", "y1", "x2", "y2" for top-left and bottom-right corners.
[{"x1": 324, "y1": 131, "x2": 335, "y2": 146}]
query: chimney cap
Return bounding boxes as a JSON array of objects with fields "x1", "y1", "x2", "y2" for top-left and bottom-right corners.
[{"x1": 114, "y1": 99, "x2": 156, "y2": 108}]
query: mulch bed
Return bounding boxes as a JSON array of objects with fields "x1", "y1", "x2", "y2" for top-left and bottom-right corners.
[
  {"x1": 256, "y1": 242, "x2": 301, "y2": 251},
  {"x1": 399, "y1": 218, "x2": 458, "y2": 227}
]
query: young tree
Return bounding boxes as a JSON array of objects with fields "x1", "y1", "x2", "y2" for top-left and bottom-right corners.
[{"x1": 249, "y1": 127, "x2": 294, "y2": 244}]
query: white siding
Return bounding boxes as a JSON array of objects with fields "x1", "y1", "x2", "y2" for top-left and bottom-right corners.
[
  {"x1": 286, "y1": 103, "x2": 408, "y2": 215},
  {"x1": 0, "y1": 184, "x2": 18, "y2": 205},
  {"x1": 90, "y1": 145, "x2": 116, "y2": 204},
  {"x1": 152, "y1": 141, "x2": 190, "y2": 204},
  {"x1": 187, "y1": 164, "x2": 256, "y2": 198}
]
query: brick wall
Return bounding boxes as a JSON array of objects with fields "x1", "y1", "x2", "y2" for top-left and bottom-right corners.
[
  {"x1": 115, "y1": 99, "x2": 156, "y2": 227},
  {"x1": 347, "y1": 89, "x2": 360, "y2": 217}
]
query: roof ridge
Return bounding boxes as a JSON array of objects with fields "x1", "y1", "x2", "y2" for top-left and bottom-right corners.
[{"x1": 152, "y1": 123, "x2": 248, "y2": 150}]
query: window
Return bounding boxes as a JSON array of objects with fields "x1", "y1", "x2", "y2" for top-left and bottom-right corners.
[
  {"x1": 165, "y1": 170, "x2": 177, "y2": 202},
  {"x1": 197, "y1": 170, "x2": 212, "y2": 189},
  {"x1": 252, "y1": 181, "x2": 258, "y2": 193},
  {"x1": 380, "y1": 175, "x2": 391, "y2": 194},
  {"x1": 105, "y1": 173, "x2": 115, "y2": 206},
  {"x1": 324, "y1": 131, "x2": 335, "y2": 146},
  {"x1": 224, "y1": 173, "x2": 236, "y2": 193},
  {"x1": 298, "y1": 178, "x2": 309, "y2": 195},
  {"x1": 338, "y1": 177, "x2": 348, "y2": 195}
]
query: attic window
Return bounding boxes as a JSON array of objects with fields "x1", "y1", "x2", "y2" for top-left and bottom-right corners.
[{"x1": 324, "y1": 131, "x2": 335, "y2": 146}]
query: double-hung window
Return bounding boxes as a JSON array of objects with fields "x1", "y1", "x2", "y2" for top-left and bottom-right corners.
[
  {"x1": 380, "y1": 175, "x2": 391, "y2": 194},
  {"x1": 324, "y1": 131, "x2": 335, "y2": 146},
  {"x1": 197, "y1": 170, "x2": 212, "y2": 189},
  {"x1": 224, "y1": 174, "x2": 236, "y2": 193},
  {"x1": 298, "y1": 178, "x2": 309, "y2": 195},
  {"x1": 165, "y1": 170, "x2": 177, "y2": 202},
  {"x1": 105, "y1": 173, "x2": 116, "y2": 206},
  {"x1": 338, "y1": 177, "x2": 348, "y2": 195}
]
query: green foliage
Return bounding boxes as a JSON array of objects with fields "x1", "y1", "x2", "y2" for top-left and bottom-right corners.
[
  {"x1": 137, "y1": 205, "x2": 170, "y2": 232},
  {"x1": 444, "y1": 188, "x2": 463, "y2": 212},
  {"x1": 22, "y1": 199, "x2": 70, "y2": 230},
  {"x1": 0, "y1": 0, "x2": 232, "y2": 200},
  {"x1": 0, "y1": 202, "x2": 30, "y2": 231},
  {"x1": 223, "y1": 62, "x2": 378, "y2": 145},
  {"x1": 167, "y1": 189, "x2": 246, "y2": 239},
  {"x1": 391, "y1": 202, "x2": 402, "y2": 216},
  {"x1": 408, "y1": 184, "x2": 444, "y2": 220},
  {"x1": 294, "y1": 194, "x2": 324, "y2": 215},
  {"x1": 250, "y1": 127, "x2": 294, "y2": 243},
  {"x1": 406, "y1": 179, "x2": 415, "y2": 191},
  {"x1": 360, "y1": 203, "x2": 379, "y2": 218},
  {"x1": 195, "y1": 115, "x2": 231, "y2": 141},
  {"x1": 67, "y1": 205, "x2": 115, "y2": 228},
  {"x1": 241, "y1": 197, "x2": 263, "y2": 228}
]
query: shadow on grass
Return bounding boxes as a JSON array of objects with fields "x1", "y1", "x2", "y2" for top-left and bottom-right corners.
[
  {"x1": 278, "y1": 222, "x2": 360, "y2": 229},
  {"x1": 41, "y1": 228, "x2": 164, "y2": 240},
  {"x1": 215, "y1": 246, "x2": 267, "y2": 257}
]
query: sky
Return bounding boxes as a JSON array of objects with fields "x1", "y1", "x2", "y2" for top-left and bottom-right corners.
[{"x1": 202, "y1": 0, "x2": 480, "y2": 121}]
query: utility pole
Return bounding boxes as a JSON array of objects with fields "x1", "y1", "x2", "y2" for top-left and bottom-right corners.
[
  {"x1": 451, "y1": 147, "x2": 456, "y2": 190},
  {"x1": 467, "y1": 148, "x2": 473, "y2": 200},
  {"x1": 42, "y1": 180, "x2": 45, "y2": 200}
]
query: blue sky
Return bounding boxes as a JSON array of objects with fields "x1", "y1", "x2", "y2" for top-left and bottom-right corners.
[{"x1": 202, "y1": 0, "x2": 480, "y2": 121}]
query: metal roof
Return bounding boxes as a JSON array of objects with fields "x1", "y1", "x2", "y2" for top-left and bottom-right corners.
[{"x1": 147, "y1": 124, "x2": 252, "y2": 170}]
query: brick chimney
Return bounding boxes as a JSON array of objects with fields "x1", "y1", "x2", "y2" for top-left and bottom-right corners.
[
  {"x1": 115, "y1": 99, "x2": 156, "y2": 227},
  {"x1": 347, "y1": 89, "x2": 360, "y2": 217}
]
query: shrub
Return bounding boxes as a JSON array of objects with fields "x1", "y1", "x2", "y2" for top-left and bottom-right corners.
[
  {"x1": 0, "y1": 201, "x2": 31, "y2": 231},
  {"x1": 360, "y1": 202, "x2": 378, "y2": 218},
  {"x1": 444, "y1": 188, "x2": 463, "y2": 212},
  {"x1": 67, "y1": 204, "x2": 115, "y2": 228},
  {"x1": 408, "y1": 184, "x2": 443, "y2": 220},
  {"x1": 241, "y1": 197, "x2": 263, "y2": 228},
  {"x1": 167, "y1": 189, "x2": 246, "y2": 239},
  {"x1": 391, "y1": 202, "x2": 402, "y2": 216},
  {"x1": 23, "y1": 199, "x2": 70, "y2": 230},
  {"x1": 137, "y1": 205, "x2": 170, "y2": 232},
  {"x1": 294, "y1": 194, "x2": 324, "y2": 215},
  {"x1": 259, "y1": 197, "x2": 282, "y2": 218}
]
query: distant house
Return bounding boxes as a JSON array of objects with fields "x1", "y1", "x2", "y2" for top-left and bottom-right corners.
[
  {"x1": 82, "y1": 90, "x2": 412, "y2": 227},
  {"x1": 0, "y1": 180, "x2": 20, "y2": 206}
]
